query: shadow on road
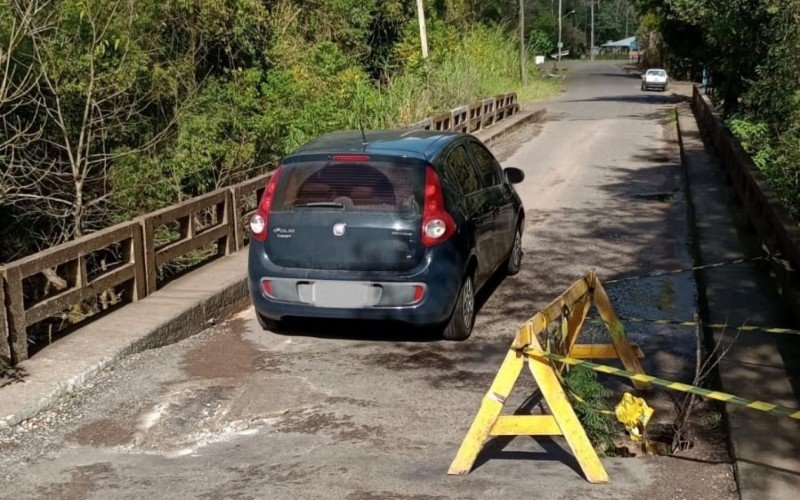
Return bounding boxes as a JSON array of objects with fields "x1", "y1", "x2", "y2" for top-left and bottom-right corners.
[{"x1": 565, "y1": 94, "x2": 684, "y2": 105}]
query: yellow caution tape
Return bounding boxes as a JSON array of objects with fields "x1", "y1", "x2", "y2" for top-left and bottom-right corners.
[
  {"x1": 617, "y1": 316, "x2": 800, "y2": 336},
  {"x1": 605, "y1": 247, "x2": 793, "y2": 285},
  {"x1": 516, "y1": 347, "x2": 800, "y2": 420}
]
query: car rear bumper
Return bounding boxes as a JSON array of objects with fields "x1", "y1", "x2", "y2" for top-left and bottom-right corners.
[
  {"x1": 247, "y1": 239, "x2": 466, "y2": 326},
  {"x1": 644, "y1": 81, "x2": 667, "y2": 88}
]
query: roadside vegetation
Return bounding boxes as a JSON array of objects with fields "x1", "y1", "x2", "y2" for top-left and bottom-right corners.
[
  {"x1": 0, "y1": 1, "x2": 563, "y2": 262},
  {"x1": 635, "y1": 0, "x2": 800, "y2": 221}
]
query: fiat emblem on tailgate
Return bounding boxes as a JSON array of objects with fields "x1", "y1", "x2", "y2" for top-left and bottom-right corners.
[{"x1": 333, "y1": 223, "x2": 347, "y2": 236}]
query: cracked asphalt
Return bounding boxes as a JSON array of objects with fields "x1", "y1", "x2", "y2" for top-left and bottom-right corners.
[{"x1": 0, "y1": 62, "x2": 737, "y2": 499}]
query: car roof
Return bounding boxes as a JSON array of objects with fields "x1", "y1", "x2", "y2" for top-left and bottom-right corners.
[
  {"x1": 646, "y1": 68, "x2": 667, "y2": 72},
  {"x1": 287, "y1": 130, "x2": 463, "y2": 162}
]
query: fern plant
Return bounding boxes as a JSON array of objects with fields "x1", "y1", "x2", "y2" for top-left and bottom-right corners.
[{"x1": 562, "y1": 366, "x2": 620, "y2": 455}]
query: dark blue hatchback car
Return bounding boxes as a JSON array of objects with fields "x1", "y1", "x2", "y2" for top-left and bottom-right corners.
[{"x1": 247, "y1": 130, "x2": 525, "y2": 340}]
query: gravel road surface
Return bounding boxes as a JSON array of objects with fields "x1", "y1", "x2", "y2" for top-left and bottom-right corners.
[{"x1": 0, "y1": 62, "x2": 737, "y2": 499}]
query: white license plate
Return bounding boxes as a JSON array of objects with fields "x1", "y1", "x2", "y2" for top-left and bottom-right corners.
[{"x1": 312, "y1": 281, "x2": 378, "y2": 308}]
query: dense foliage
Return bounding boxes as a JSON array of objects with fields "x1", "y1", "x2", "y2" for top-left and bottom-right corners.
[
  {"x1": 635, "y1": 0, "x2": 800, "y2": 220},
  {"x1": 1, "y1": 0, "x2": 567, "y2": 262}
]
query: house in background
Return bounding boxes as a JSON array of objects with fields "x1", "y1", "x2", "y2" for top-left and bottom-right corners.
[{"x1": 601, "y1": 36, "x2": 639, "y2": 60}]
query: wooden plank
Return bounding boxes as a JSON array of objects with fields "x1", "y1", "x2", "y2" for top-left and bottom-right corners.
[
  {"x1": 490, "y1": 415, "x2": 561, "y2": 436},
  {"x1": 25, "y1": 264, "x2": 135, "y2": 325},
  {"x1": 570, "y1": 343, "x2": 645, "y2": 359},
  {"x1": 154, "y1": 224, "x2": 228, "y2": 267},
  {"x1": 592, "y1": 275, "x2": 651, "y2": 390},
  {"x1": 447, "y1": 335, "x2": 526, "y2": 475},
  {"x1": 526, "y1": 334, "x2": 609, "y2": 483},
  {"x1": 532, "y1": 272, "x2": 592, "y2": 328},
  {"x1": 565, "y1": 295, "x2": 591, "y2": 353}
]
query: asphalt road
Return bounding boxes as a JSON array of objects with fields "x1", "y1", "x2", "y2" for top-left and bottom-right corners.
[{"x1": 0, "y1": 62, "x2": 737, "y2": 499}]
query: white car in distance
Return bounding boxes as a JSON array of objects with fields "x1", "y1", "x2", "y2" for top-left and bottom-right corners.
[{"x1": 641, "y1": 68, "x2": 668, "y2": 91}]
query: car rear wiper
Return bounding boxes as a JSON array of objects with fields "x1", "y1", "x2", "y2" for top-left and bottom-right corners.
[{"x1": 294, "y1": 202, "x2": 345, "y2": 208}]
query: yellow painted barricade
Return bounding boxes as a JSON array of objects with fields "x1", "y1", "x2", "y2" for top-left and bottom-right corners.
[{"x1": 448, "y1": 269, "x2": 649, "y2": 484}]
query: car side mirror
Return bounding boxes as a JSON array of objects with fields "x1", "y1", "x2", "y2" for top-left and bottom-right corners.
[{"x1": 504, "y1": 167, "x2": 524, "y2": 184}]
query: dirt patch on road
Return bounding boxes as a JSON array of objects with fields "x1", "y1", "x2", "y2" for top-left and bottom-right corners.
[
  {"x1": 347, "y1": 491, "x2": 448, "y2": 500},
  {"x1": 276, "y1": 407, "x2": 385, "y2": 443},
  {"x1": 33, "y1": 462, "x2": 114, "y2": 500},
  {"x1": 181, "y1": 318, "x2": 281, "y2": 379},
  {"x1": 371, "y1": 350, "x2": 455, "y2": 371},
  {"x1": 68, "y1": 417, "x2": 136, "y2": 448}
]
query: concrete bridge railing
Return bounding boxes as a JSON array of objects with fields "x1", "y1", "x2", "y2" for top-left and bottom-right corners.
[
  {"x1": 691, "y1": 85, "x2": 800, "y2": 322},
  {"x1": 0, "y1": 93, "x2": 520, "y2": 365}
]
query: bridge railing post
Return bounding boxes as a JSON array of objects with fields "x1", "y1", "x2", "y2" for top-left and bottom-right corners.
[
  {"x1": 140, "y1": 188, "x2": 234, "y2": 294},
  {"x1": 230, "y1": 173, "x2": 271, "y2": 251},
  {"x1": 0, "y1": 268, "x2": 11, "y2": 364}
]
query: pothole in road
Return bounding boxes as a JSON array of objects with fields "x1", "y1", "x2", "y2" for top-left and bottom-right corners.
[{"x1": 632, "y1": 191, "x2": 676, "y2": 203}]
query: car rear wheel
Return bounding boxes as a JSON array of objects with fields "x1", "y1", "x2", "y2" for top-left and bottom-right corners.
[
  {"x1": 641, "y1": 83, "x2": 646, "y2": 91},
  {"x1": 441, "y1": 274, "x2": 476, "y2": 341},
  {"x1": 256, "y1": 311, "x2": 282, "y2": 332},
  {"x1": 506, "y1": 225, "x2": 523, "y2": 276}
]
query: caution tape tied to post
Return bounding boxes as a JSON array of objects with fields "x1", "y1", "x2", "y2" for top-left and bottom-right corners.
[{"x1": 516, "y1": 347, "x2": 800, "y2": 421}]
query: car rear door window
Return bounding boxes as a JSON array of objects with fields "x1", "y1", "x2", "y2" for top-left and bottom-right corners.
[
  {"x1": 443, "y1": 145, "x2": 481, "y2": 195},
  {"x1": 469, "y1": 141, "x2": 500, "y2": 187}
]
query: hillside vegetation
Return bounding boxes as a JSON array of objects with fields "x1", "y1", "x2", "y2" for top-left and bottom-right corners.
[
  {"x1": 0, "y1": 0, "x2": 558, "y2": 262},
  {"x1": 636, "y1": 0, "x2": 800, "y2": 221}
]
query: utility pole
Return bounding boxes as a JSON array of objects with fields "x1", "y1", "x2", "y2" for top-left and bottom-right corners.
[
  {"x1": 590, "y1": 1, "x2": 595, "y2": 61},
  {"x1": 416, "y1": 0, "x2": 429, "y2": 60},
  {"x1": 625, "y1": 5, "x2": 629, "y2": 38},
  {"x1": 558, "y1": 0, "x2": 562, "y2": 62},
  {"x1": 519, "y1": 0, "x2": 527, "y2": 84}
]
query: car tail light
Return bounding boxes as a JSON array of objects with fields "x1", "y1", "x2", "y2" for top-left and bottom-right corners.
[
  {"x1": 261, "y1": 279, "x2": 274, "y2": 298},
  {"x1": 332, "y1": 154, "x2": 370, "y2": 162},
  {"x1": 412, "y1": 285, "x2": 425, "y2": 303},
  {"x1": 251, "y1": 166, "x2": 283, "y2": 242},
  {"x1": 421, "y1": 165, "x2": 455, "y2": 246}
]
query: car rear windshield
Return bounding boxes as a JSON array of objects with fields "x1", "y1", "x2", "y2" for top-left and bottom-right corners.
[
  {"x1": 273, "y1": 158, "x2": 423, "y2": 214},
  {"x1": 648, "y1": 70, "x2": 666, "y2": 77}
]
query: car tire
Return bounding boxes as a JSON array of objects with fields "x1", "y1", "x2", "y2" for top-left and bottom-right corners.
[
  {"x1": 441, "y1": 273, "x2": 476, "y2": 341},
  {"x1": 641, "y1": 83, "x2": 646, "y2": 91},
  {"x1": 506, "y1": 225, "x2": 523, "y2": 276},
  {"x1": 256, "y1": 311, "x2": 282, "y2": 332}
]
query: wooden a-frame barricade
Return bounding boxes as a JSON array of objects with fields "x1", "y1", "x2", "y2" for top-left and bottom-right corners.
[{"x1": 447, "y1": 269, "x2": 650, "y2": 484}]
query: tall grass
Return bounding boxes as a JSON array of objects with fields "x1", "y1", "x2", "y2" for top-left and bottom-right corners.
[{"x1": 371, "y1": 24, "x2": 559, "y2": 127}]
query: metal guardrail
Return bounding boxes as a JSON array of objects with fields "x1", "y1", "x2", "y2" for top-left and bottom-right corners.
[
  {"x1": 691, "y1": 85, "x2": 800, "y2": 318},
  {"x1": 0, "y1": 92, "x2": 520, "y2": 365}
]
